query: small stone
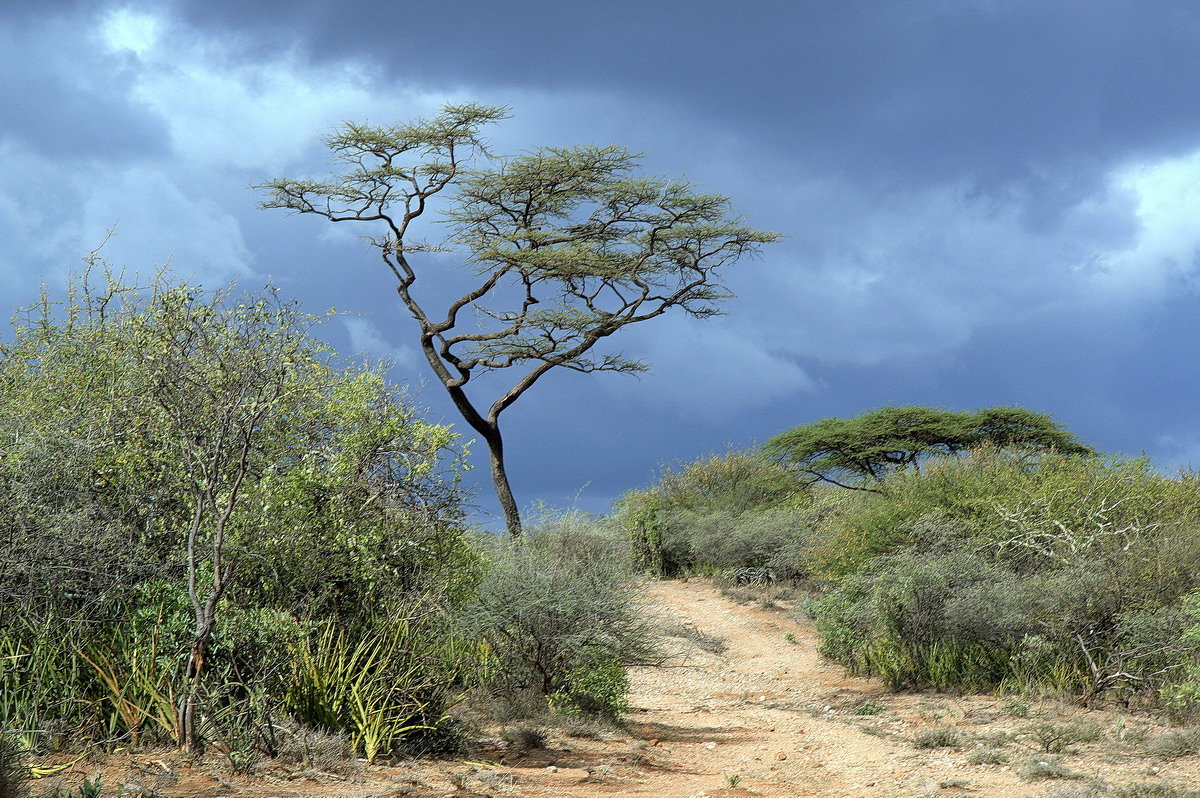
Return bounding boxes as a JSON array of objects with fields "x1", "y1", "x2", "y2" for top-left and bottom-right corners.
[
  {"x1": 775, "y1": 752, "x2": 788, "y2": 761},
  {"x1": 648, "y1": 738, "x2": 661, "y2": 746},
  {"x1": 546, "y1": 765, "x2": 558, "y2": 772},
  {"x1": 704, "y1": 742, "x2": 717, "y2": 750}
]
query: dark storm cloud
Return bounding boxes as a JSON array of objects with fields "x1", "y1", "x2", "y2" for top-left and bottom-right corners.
[
  {"x1": 165, "y1": 2, "x2": 1200, "y2": 195},
  {"x1": 0, "y1": 13, "x2": 169, "y2": 160},
  {"x1": 7, "y1": 0, "x2": 1200, "y2": 523}
]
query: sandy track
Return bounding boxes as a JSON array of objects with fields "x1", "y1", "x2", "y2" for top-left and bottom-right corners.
[
  {"x1": 453, "y1": 579, "x2": 1200, "y2": 797},
  {"x1": 586, "y1": 578, "x2": 1027, "y2": 797},
  {"x1": 63, "y1": 579, "x2": 1200, "y2": 797}
]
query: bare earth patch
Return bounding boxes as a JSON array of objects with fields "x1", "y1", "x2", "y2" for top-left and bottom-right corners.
[{"x1": 40, "y1": 579, "x2": 1200, "y2": 797}]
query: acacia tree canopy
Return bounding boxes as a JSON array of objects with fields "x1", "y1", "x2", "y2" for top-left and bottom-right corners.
[
  {"x1": 762, "y1": 405, "x2": 1095, "y2": 491},
  {"x1": 257, "y1": 104, "x2": 780, "y2": 535}
]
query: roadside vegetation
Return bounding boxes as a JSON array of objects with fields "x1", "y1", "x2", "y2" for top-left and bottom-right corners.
[
  {"x1": 7, "y1": 268, "x2": 1200, "y2": 794},
  {"x1": 619, "y1": 407, "x2": 1200, "y2": 721},
  {"x1": 0, "y1": 267, "x2": 647, "y2": 792}
]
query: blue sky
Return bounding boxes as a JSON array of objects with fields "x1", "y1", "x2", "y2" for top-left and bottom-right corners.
[{"x1": 4, "y1": 1, "x2": 1200, "y2": 525}]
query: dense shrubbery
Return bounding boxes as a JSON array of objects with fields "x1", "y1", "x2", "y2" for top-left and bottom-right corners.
[
  {"x1": 619, "y1": 452, "x2": 815, "y2": 577},
  {"x1": 0, "y1": 269, "x2": 653, "y2": 776},
  {"x1": 622, "y1": 421, "x2": 1200, "y2": 716},
  {"x1": 463, "y1": 509, "x2": 660, "y2": 719},
  {"x1": 0, "y1": 268, "x2": 480, "y2": 764},
  {"x1": 809, "y1": 452, "x2": 1200, "y2": 705}
]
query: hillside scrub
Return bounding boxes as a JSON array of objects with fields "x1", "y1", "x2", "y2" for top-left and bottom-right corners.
[
  {"x1": 808, "y1": 453, "x2": 1200, "y2": 707},
  {"x1": 619, "y1": 451, "x2": 815, "y2": 577},
  {"x1": 624, "y1": 438, "x2": 1200, "y2": 715}
]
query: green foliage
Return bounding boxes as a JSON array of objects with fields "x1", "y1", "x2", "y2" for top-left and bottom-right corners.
[
  {"x1": 643, "y1": 452, "x2": 810, "y2": 516},
  {"x1": 807, "y1": 450, "x2": 1200, "y2": 703},
  {"x1": 617, "y1": 451, "x2": 813, "y2": 577},
  {"x1": 814, "y1": 550, "x2": 1023, "y2": 690},
  {"x1": 851, "y1": 699, "x2": 884, "y2": 715},
  {"x1": 764, "y1": 404, "x2": 1093, "y2": 489},
  {"x1": 0, "y1": 266, "x2": 474, "y2": 758},
  {"x1": 1004, "y1": 698, "x2": 1030, "y2": 717},
  {"x1": 284, "y1": 608, "x2": 472, "y2": 763},
  {"x1": 1157, "y1": 593, "x2": 1200, "y2": 719},
  {"x1": 549, "y1": 656, "x2": 630, "y2": 719},
  {"x1": 0, "y1": 733, "x2": 29, "y2": 798},
  {"x1": 463, "y1": 511, "x2": 657, "y2": 717},
  {"x1": 0, "y1": 265, "x2": 470, "y2": 624}
]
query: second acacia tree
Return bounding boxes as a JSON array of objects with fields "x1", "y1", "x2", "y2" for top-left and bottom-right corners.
[{"x1": 259, "y1": 104, "x2": 778, "y2": 535}]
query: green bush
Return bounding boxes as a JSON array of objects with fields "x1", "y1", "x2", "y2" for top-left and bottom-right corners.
[
  {"x1": 463, "y1": 511, "x2": 658, "y2": 718},
  {"x1": 0, "y1": 268, "x2": 476, "y2": 757},
  {"x1": 814, "y1": 551, "x2": 1022, "y2": 690},
  {"x1": 808, "y1": 451, "x2": 1200, "y2": 578},
  {"x1": 619, "y1": 451, "x2": 810, "y2": 577},
  {"x1": 806, "y1": 450, "x2": 1200, "y2": 704},
  {"x1": 549, "y1": 656, "x2": 630, "y2": 719}
]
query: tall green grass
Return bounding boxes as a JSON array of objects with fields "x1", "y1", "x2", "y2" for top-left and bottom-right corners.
[{"x1": 284, "y1": 608, "x2": 475, "y2": 762}]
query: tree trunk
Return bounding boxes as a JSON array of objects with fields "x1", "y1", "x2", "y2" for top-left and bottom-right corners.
[
  {"x1": 439, "y1": 382, "x2": 524, "y2": 536},
  {"x1": 181, "y1": 630, "x2": 209, "y2": 752},
  {"x1": 485, "y1": 432, "x2": 522, "y2": 537}
]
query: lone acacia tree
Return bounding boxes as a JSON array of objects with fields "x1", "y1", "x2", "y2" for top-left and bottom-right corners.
[
  {"x1": 763, "y1": 405, "x2": 1094, "y2": 492},
  {"x1": 259, "y1": 104, "x2": 779, "y2": 535}
]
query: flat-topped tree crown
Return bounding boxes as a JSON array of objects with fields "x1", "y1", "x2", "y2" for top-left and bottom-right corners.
[
  {"x1": 764, "y1": 405, "x2": 1094, "y2": 492},
  {"x1": 258, "y1": 104, "x2": 780, "y2": 535}
]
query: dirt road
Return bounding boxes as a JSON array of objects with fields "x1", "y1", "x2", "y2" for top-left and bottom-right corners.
[
  {"x1": 540, "y1": 578, "x2": 1032, "y2": 797},
  {"x1": 442, "y1": 579, "x2": 1200, "y2": 797},
  {"x1": 62, "y1": 579, "x2": 1200, "y2": 797}
]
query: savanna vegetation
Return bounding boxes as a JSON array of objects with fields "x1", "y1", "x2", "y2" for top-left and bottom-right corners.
[
  {"x1": 0, "y1": 265, "x2": 651, "y2": 792},
  {"x1": 619, "y1": 407, "x2": 1200, "y2": 720},
  {"x1": 6, "y1": 266, "x2": 1200, "y2": 793}
]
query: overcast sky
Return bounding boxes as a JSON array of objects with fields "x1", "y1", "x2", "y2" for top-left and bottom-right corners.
[{"x1": 4, "y1": 1, "x2": 1200, "y2": 525}]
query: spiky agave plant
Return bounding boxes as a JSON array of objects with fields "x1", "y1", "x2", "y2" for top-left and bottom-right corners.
[{"x1": 0, "y1": 733, "x2": 30, "y2": 798}]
